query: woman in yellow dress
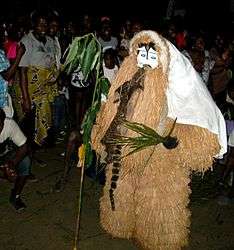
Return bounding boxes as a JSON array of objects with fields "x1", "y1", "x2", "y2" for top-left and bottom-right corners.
[{"x1": 18, "y1": 11, "x2": 59, "y2": 146}]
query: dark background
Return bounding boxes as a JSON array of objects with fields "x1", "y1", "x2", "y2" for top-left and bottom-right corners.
[{"x1": 1, "y1": 0, "x2": 233, "y2": 30}]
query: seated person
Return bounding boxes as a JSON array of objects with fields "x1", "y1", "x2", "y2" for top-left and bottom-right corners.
[{"x1": 0, "y1": 108, "x2": 31, "y2": 211}]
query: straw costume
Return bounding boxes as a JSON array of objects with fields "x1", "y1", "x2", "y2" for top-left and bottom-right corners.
[{"x1": 91, "y1": 31, "x2": 227, "y2": 250}]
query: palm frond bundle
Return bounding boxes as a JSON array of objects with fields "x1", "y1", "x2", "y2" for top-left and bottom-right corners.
[
  {"x1": 63, "y1": 33, "x2": 110, "y2": 167},
  {"x1": 108, "y1": 119, "x2": 178, "y2": 157}
]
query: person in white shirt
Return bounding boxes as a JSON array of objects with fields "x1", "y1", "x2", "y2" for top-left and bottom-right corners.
[
  {"x1": 0, "y1": 108, "x2": 31, "y2": 211},
  {"x1": 103, "y1": 48, "x2": 119, "y2": 83},
  {"x1": 98, "y1": 21, "x2": 118, "y2": 51},
  {"x1": 19, "y1": 11, "x2": 59, "y2": 146}
]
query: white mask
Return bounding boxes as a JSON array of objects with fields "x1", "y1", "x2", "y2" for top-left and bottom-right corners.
[{"x1": 137, "y1": 46, "x2": 158, "y2": 69}]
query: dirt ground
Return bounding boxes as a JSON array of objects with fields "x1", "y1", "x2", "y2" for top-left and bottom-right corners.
[{"x1": 1, "y1": 142, "x2": 234, "y2": 250}]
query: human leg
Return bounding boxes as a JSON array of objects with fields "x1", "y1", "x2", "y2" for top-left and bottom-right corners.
[
  {"x1": 10, "y1": 155, "x2": 31, "y2": 211},
  {"x1": 221, "y1": 147, "x2": 234, "y2": 184},
  {"x1": 54, "y1": 130, "x2": 81, "y2": 192},
  {"x1": 46, "y1": 95, "x2": 66, "y2": 146},
  {"x1": 224, "y1": 147, "x2": 234, "y2": 199}
]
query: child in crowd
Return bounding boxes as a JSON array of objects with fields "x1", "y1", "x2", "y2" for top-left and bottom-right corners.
[{"x1": 103, "y1": 48, "x2": 119, "y2": 83}]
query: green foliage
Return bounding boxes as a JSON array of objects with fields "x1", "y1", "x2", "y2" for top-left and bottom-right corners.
[
  {"x1": 99, "y1": 76, "x2": 110, "y2": 97},
  {"x1": 109, "y1": 119, "x2": 177, "y2": 157},
  {"x1": 63, "y1": 33, "x2": 110, "y2": 167},
  {"x1": 63, "y1": 33, "x2": 101, "y2": 81}
]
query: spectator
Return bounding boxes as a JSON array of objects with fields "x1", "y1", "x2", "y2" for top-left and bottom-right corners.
[
  {"x1": 209, "y1": 44, "x2": 232, "y2": 108},
  {"x1": 98, "y1": 20, "x2": 118, "y2": 51},
  {"x1": 0, "y1": 108, "x2": 31, "y2": 211},
  {"x1": 48, "y1": 14, "x2": 68, "y2": 144},
  {"x1": 103, "y1": 48, "x2": 119, "y2": 83},
  {"x1": 18, "y1": 10, "x2": 59, "y2": 147},
  {"x1": 217, "y1": 80, "x2": 234, "y2": 204}
]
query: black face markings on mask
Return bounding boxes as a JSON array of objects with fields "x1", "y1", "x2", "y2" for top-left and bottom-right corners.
[
  {"x1": 138, "y1": 42, "x2": 156, "y2": 53},
  {"x1": 137, "y1": 42, "x2": 157, "y2": 61}
]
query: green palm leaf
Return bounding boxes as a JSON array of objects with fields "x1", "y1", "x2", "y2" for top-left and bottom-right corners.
[
  {"x1": 111, "y1": 119, "x2": 178, "y2": 157},
  {"x1": 63, "y1": 33, "x2": 111, "y2": 167},
  {"x1": 123, "y1": 120, "x2": 164, "y2": 139},
  {"x1": 63, "y1": 33, "x2": 101, "y2": 78},
  {"x1": 81, "y1": 38, "x2": 100, "y2": 80}
]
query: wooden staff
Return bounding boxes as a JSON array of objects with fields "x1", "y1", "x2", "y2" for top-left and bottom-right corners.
[{"x1": 73, "y1": 144, "x2": 85, "y2": 250}]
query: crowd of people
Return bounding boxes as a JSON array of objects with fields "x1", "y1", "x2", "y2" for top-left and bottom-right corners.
[{"x1": 0, "y1": 8, "x2": 234, "y2": 212}]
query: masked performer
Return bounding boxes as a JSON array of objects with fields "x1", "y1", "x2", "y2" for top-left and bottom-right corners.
[{"x1": 91, "y1": 30, "x2": 227, "y2": 250}]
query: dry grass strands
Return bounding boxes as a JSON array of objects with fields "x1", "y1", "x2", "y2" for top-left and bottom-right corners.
[{"x1": 91, "y1": 31, "x2": 220, "y2": 250}]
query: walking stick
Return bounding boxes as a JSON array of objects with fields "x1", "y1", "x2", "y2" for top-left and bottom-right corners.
[{"x1": 73, "y1": 144, "x2": 85, "y2": 250}]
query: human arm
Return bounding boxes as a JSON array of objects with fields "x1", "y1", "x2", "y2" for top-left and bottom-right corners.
[
  {"x1": 2, "y1": 44, "x2": 25, "y2": 81},
  {"x1": 19, "y1": 66, "x2": 31, "y2": 113}
]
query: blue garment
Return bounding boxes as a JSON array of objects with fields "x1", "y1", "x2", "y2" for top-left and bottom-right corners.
[
  {"x1": 0, "y1": 150, "x2": 31, "y2": 176},
  {"x1": 53, "y1": 94, "x2": 68, "y2": 132},
  {"x1": 0, "y1": 49, "x2": 10, "y2": 108},
  {"x1": 17, "y1": 156, "x2": 31, "y2": 176}
]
